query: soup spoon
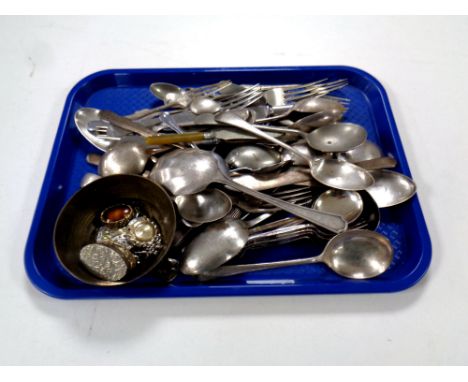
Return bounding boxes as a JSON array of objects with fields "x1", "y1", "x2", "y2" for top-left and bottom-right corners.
[{"x1": 199, "y1": 229, "x2": 393, "y2": 280}]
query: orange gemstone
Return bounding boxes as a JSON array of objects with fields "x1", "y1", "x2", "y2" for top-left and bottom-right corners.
[{"x1": 103, "y1": 205, "x2": 131, "y2": 223}]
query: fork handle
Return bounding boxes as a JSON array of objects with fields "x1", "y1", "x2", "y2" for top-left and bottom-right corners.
[{"x1": 355, "y1": 157, "x2": 397, "y2": 170}]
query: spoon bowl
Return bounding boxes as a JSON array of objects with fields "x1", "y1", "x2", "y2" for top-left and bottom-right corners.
[
  {"x1": 181, "y1": 219, "x2": 249, "y2": 275},
  {"x1": 306, "y1": 123, "x2": 367, "y2": 153},
  {"x1": 98, "y1": 141, "x2": 149, "y2": 176},
  {"x1": 190, "y1": 96, "x2": 221, "y2": 115},
  {"x1": 366, "y1": 170, "x2": 417, "y2": 207},
  {"x1": 150, "y1": 82, "x2": 190, "y2": 107},
  {"x1": 294, "y1": 96, "x2": 347, "y2": 116},
  {"x1": 291, "y1": 112, "x2": 340, "y2": 131},
  {"x1": 313, "y1": 189, "x2": 364, "y2": 223},
  {"x1": 281, "y1": 142, "x2": 319, "y2": 166},
  {"x1": 343, "y1": 140, "x2": 382, "y2": 163},
  {"x1": 226, "y1": 145, "x2": 284, "y2": 173},
  {"x1": 174, "y1": 188, "x2": 232, "y2": 224},
  {"x1": 312, "y1": 158, "x2": 374, "y2": 190},
  {"x1": 322, "y1": 230, "x2": 393, "y2": 279}
]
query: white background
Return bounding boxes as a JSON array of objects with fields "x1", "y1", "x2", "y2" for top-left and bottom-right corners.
[{"x1": 0, "y1": 16, "x2": 467, "y2": 365}]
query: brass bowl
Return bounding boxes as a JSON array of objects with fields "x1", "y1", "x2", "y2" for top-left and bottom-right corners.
[{"x1": 54, "y1": 174, "x2": 177, "y2": 286}]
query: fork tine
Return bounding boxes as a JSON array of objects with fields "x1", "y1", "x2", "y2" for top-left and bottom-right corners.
[
  {"x1": 189, "y1": 80, "x2": 233, "y2": 96},
  {"x1": 222, "y1": 92, "x2": 263, "y2": 110},
  {"x1": 285, "y1": 79, "x2": 347, "y2": 94},
  {"x1": 217, "y1": 84, "x2": 263, "y2": 109},
  {"x1": 284, "y1": 79, "x2": 348, "y2": 99},
  {"x1": 215, "y1": 83, "x2": 260, "y2": 101},
  {"x1": 283, "y1": 79, "x2": 339, "y2": 96},
  {"x1": 321, "y1": 95, "x2": 351, "y2": 104},
  {"x1": 285, "y1": 81, "x2": 349, "y2": 102},
  {"x1": 282, "y1": 79, "x2": 329, "y2": 93},
  {"x1": 219, "y1": 87, "x2": 260, "y2": 105},
  {"x1": 241, "y1": 78, "x2": 329, "y2": 92}
]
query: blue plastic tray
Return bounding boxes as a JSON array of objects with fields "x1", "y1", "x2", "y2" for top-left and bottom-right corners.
[{"x1": 25, "y1": 66, "x2": 431, "y2": 299}]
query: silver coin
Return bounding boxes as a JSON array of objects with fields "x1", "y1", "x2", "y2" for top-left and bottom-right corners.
[{"x1": 79, "y1": 243, "x2": 136, "y2": 281}]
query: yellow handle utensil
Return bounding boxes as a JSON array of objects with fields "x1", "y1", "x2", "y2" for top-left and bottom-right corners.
[{"x1": 145, "y1": 132, "x2": 208, "y2": 145}]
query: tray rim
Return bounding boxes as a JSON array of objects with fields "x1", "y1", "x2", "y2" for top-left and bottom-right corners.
[{"x1": 24, "y1": 65, "x2": 432, "y2": 299}]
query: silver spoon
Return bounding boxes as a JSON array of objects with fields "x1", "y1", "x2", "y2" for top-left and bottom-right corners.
[
  {"x1": 257, "y1": 95, "x2": 347, "y2": 124},
  {"x1": 181, "y1": 215, "x2": 306, "y2": 275},
  {"x1": 258, "y1": 122, "x2": 367, "y2": 153},
  {"x1": 98, "y1": 141, "x2": 149, "y2": 176},
  {"x1": 125, "y1": 83, "x2": 191, "y2": 121},
  {"x1": 343, "y1": 140, "x2": 382, "y2": 163},
  {"x1": 190, "y1": 96, "x2": 221, "y2": 115},
  {"x1": 366, "y1": 170, "x2": 417, "y2": 208},
  {"x1": 216, "y1": 112, "x2": 374, "y2": 191},
  {"x1": 149, "y1": 148, "x2": 347, "y2": 233},
  {"x1": 313, "y1": 189, "x2": 364, "y2": 223},
  {"x1": 290, "y1": 112, "x2": 341, "y2": 130},
  {"x1": 174, "y1": 188, "x2": 232, "y2": 224},
  {"x1": 281, "y1": 143, "x2": 396, "y2": 170},
  {"x1": 281, "y1": 142, "x2": 320, "y2": 166},
  {"x1": 230, "y1": 157, "x2": 396, "y2": 193},
  {"x1": 150, "y1": 82, "x2": 190, "y2": 107},
  {"x1": 199, "y1": 229, "x2": 394, "y2": 280},
  {"x1": 180, "y1": 219, "x2": 249, "y2": 275},
  {"x1": 294, "y1": 96, "x2": 347, "y2": 116},
  {"x1": 232, "y1": 168, "x2": 316, "y2": 191},
  {"x1": 225, "y1": 145, "x2": 291, "y2": 173}
]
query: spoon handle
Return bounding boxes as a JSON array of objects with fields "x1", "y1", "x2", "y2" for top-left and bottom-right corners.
[
  {"x1": 355, "y1": 157, "x2": 397, "y2": 170},
  {"x1": 247, "y1": 223, "x2": 313, "y2": 247},
  {"x1": 253, "y1": 124, "x2": 302, "y2": 136},
  {"x1": 249, "y1": 216, "x2": 304, "y2": 234},
  {"x1": 198, "y1": 253, "x2": 323, "y2": 281},
  {"x1": 221, "y1": 176, "x2": 347, "y2": 234},
  {"x1": 232, "y1": 169, "x2": 314, "y2": 191}
]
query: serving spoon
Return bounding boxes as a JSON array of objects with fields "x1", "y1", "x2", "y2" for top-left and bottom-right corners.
[{"x1": 257, "y1": 122, "x2": 367, "y2": 153}]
